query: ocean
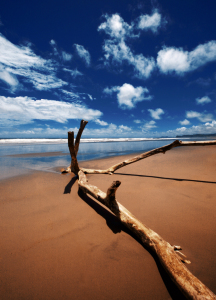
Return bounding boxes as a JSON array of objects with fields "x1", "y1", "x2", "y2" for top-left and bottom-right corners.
[{"x1": 0, "y1": 137, "x2": 213, "y2": 180}]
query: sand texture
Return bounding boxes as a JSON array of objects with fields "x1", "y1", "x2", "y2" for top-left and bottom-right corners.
[{"x1": 0, "y1": 145, "x2": 216, "y2": 299}]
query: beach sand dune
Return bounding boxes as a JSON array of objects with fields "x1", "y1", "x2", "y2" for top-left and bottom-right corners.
[{"x1": 0, "y1": 146, "x2": 216, "y2": 299}]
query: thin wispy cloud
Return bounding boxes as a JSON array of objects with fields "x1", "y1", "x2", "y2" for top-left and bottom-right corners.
[
  {"x1": 134, "y1": 119, "x2": 142, "y2": 124},
  {"x1": 50, "y1": 39, "x2": 72, "y2": 61},
  {"x1": 0, "y1": 96, "x2": 102, "y2": 126},
  {"x1": 186, "y1": 110, "x2": 213, "y2": 122},
  {"x1": 63, "y1": 68, "x2": 83, "y2": 77},
  {"x1": 0, "y1": 34, "x2": 67, "y2": 91},
  {"x1": 196, "y1": 96, "x2": 211, "y2": 105},
  {"x1": 74, "y1": 44, "x2": 91, "y2": 66}
]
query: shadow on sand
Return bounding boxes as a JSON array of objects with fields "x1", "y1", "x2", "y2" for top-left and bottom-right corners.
[
  {"x1": 77, "y1": 187, "x2": 187, "y2": 300},
  {"x1": 64, "y1": 175, "x2": 188, "y2": 299},
  {"x1": 114, "y1": 172, "x2": 216, "y2": 184}
]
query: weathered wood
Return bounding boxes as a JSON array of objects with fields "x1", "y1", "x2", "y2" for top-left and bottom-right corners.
[
  {"x1": 68, "y1": 131, "x2": 79, "y2": 175},
  {"x1": 64, "y1": 120, "x2": 216, "y2": 299},
  {"x1": 78, "y1": 170, "x2": 216, "y2": 300},
  {"x1": 75, "y1": 120, "x2": 88, "y2": 155},
  {"x1": 80, "y1": 140, "x2": 216, "y2": 174},
  {"x1": 61, "y1": 120, "x2": 88, "y2": 174}
]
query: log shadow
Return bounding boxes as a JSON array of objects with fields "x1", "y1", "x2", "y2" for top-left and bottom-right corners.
[
  {"x1": 115, "y1": 172, "x2": 216, "y2": 184},
  {"x1": 64, "y1": 175, "x2": 77, "y2": 194},
  {"x1": 78, "y1": 188, "x2": 187, "y2": 300}
]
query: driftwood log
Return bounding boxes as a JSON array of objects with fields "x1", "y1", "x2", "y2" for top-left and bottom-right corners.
[{"x1": 62, "y1": 120, "x2": 216, "y2": 300}]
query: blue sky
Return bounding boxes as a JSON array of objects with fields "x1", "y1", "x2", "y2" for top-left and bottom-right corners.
[{"x1": 0, "y1": 0, "x2": 216, "y2": 138}]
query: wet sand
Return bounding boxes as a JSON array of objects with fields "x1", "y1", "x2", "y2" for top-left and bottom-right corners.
[
  {"x1": 0, "y1": 145, "x2": 216, "y2": 299},
  {"x1": 6, "y1": 151, "x2": 68, "y2": 158}
]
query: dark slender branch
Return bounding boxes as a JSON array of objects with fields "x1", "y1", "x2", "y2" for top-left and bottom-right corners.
[
  {"x1": 68, "y1": 131, "x2": 80, "y2": 175},
  {"x1": 75, "y1": 120, "x2": 88, "y2": 155}
]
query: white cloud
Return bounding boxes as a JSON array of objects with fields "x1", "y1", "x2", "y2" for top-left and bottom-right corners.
[
  {"x1": 165, "y1": 120, "x2": 216, "y2": 137},
  {"x1": 179, "y1": 119, "x2": 190, "y2": 125},
  {"x1": 94, "y1": 119, "x2": 108, "y2": 126},
  {"x1": 134, "y1": 119, "x2": 142, "y2": 124},
  {"x1": 148, "y1": 108, "x2": 164, "y2": 119},
  {"x1": 102, "y1": 38, "x2": 155, "y2": 79},
  {"x1": 196, "y1": 96, "x2": 211, "y2": 105},
  {"x1": 50, "y1": 39, "x2": 72, "y2": 61},
  {"x1": 157, "y1": 47, "x2": 189, "y2": 74},
  {"x1": 0, "y1": 65, "x2": 19, "y2": 87},
  {"x1": 63, "y1": 68, "x2": 83, "y2": 77},
  {"x1": 176, "y1": 127, "x2": 187, "y2": 132},
  {"x1": 119, "y1": 124, "x2": 132, "y2": 131},
  {"x1": 62, "y1": 51, "x2": 72, "y2": 61},
  {"x1": 98, "y1": 14, "x2": 133, "y2": 39},
  {"x1": 0, "y1": 96, "x2": 102, "y2": 126},
  {"x1": 141, "y1": 120, "x2": 157, "y2": 131},
  {"x1": 137, "y1": 10, "x2": 162, "y2": 33},
  {"x1": 186, "y1": 110, "x2": 213, "y2": 122},
  {"x1": 60, "y1": 89, "x2": 81, "y2": 102},
  {"x1": 81, "y1": 123, "x2": 132, "y2": 136},
  {"x1": 74, "y1": 44, "x2": 91, "y2": 66},
  {"x1": 104, "y1": 83, "x2": 152, "y2": 109},
  {"x1": 98, "y1": 14, "x2": 156, "y2": 79},
  {"x1": 0, "y1": 34, "x2": 67, "y2": 90},
  {"x1": 157, "y1": 40, "x2": 216, "y2": 74}
]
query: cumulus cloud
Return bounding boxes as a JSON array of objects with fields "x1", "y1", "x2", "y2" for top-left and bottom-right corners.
[
  {"x1": 98, "y1": 14, "x2": 156, "y2": 79},
  {"x1": 196, "y1": 96, "x2": 211, "y2": 105},
  {"x1": 94, "y1": 119, "x2": 108, "y2": 126},
  {"x1": 137, "y1": 10, "x2": 162, "y2": 33},
  {"x1": 179, "y1": 119, "x2": 190, "y2": 125},
  {"x1": 0, "y1": 96, "x2": 102, "y2": 126},
  {"x1": 166, "y1": 120, "x2": 216, "y2": 137},
  {"x1": 157, "y1": 40, "x2": 216, "y2": 74},
  {"x1": 98, "y1": 14, "x2": 133, "y2": 39},
  {"x1": 141, "y1": 120, "x2": 157, "y2": 131},
  {"x1": 186, "y1": 110, "x2": 213, "y2": 122},
  {"x1": 82, "y1": 123, "x2": 132, "y2": 136},
  {"x1": 104, "y1": 83, "x2": 152, "y2": 109},
  {"x1": 0, "y1": 34, "x2": 67, "y2": 90},
  {"x1": 74, "y1": 44, "x2": 91, "y2": 66},
  {"x1": 148, "y1": 108, "x2": 164, "y2": 119}
]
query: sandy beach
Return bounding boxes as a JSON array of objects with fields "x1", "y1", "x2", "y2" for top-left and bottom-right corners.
[{"x1": 0, "y1": 145, "x2": 216, "y2": 300}]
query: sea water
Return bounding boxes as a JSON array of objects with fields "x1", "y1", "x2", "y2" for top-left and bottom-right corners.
[{"x1": 0, "y1": 137, "x2": 212, "y2": 180}]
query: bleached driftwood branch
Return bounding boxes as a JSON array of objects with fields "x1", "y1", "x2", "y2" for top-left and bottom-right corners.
[
  {"x1": 80, "y1": 140, "x2": 216, "y2": 174},
  {"x1": 63, "y1": 120, "x2": 216, "y2": 300}
]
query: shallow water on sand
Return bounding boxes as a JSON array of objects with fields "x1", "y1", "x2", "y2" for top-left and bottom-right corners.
[{"x1": 0, "y1": 138, "x2": 211, "y2": 180}]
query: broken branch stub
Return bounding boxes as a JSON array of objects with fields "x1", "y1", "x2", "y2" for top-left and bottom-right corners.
[
  {"x1": 65, "y1": 120, "x2": 216, "y2": 299},
  {"x1": 75, "y1": 120, "x2": 88, "y2": 155},
  {"x1": 68, "y1": 131, "x2": 79, "y2": 175}
]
